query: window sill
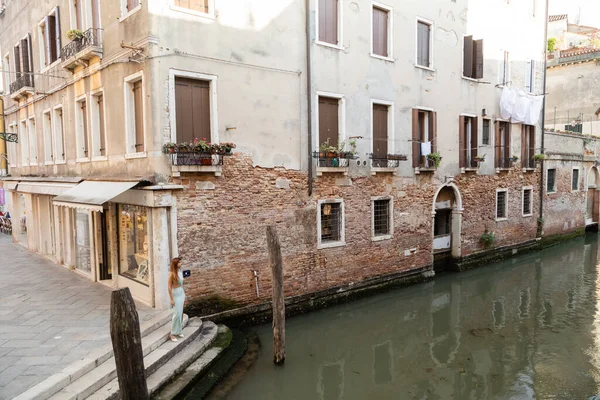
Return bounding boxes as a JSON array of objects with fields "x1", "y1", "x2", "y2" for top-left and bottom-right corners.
[
  {"x1": 76, "y1": 157, "x2": 90, "y2": 163},
  {"x1": 29, "y1": 162, "x2": 38, "y2": 166},
  {"x1": 120, "y1": 4, "x2": 142, "y2": 22},
  {"x1": 495, "y1": 168, "x2": 512, "y2": 173},
  {"x1": 522, "y1": 213, "x2": 533, "y2": 218},
  {"x1": 372, "y1": 234, "x2": 393, "y2": 242},
  {"x1": 125, "y1": 152, "x2": 147, "y2": 160},
  {"x1": 495, "y1": 217, "x2": 508, "y2": 222},
  {"x1": 370, "y1": 53, "x2": 395, "y2": 62},
  {"x1": 547, "y1": 190, "x2": 557, "y2": 194},
  {"x1": 370, "y1": 167, "x2": 397, "y2": 175},
  {"x1": 415, "y1": 167, "x2": 436, "y2": 174},
  {"x1": 54, "y1": 160, "x2": 66, "y2": 165},
  {"x1": 461, "y1": 167, "x2": 480, "y2": 173},
  {"x1": 171, "y1": 165, "x2": 222, "y2": 177},
  {"x1": 40, "y1": 59, "x2": 61, "y2": 74},
  {"x1": 316, "y1": 40, "x2": 344, "y2": 51},
  {"x1": 462, "y1": 76, "x2": 479, "y2": 83},
  {"x1": 415, "y1": 64, "x2": 435, "y2": 73},
  {"x1": 169, "y1": 4, "x2": 215, "y2": 19},
  {"x1": 318, "y1": 241, "x2": 346, "y2": 250},
  {"x1": 44, "y1": 161, "x2": 54, "y2": 166},
  {"x1": 92, "y1": 156, "x2": 108, "y2": 162},
  {"x1": 316, "y1": 166, "x2": 349, "y2": 176},
  {"x1": 523, "y1": 168, "x2": 536, "y2": 172}
]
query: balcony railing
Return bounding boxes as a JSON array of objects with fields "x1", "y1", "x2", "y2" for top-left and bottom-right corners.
[
  {"x1": 313, "y1": 151, "x2": 355, "y2": 168},
  {"x1": 169, "y1": 152, "x2": 225, "y2": 166},
  {"x1": 9, "y1": 74, "x2": 34, "y2": 94},
  {"x1": 61, "y1": 28, "x2": 102, "y2": 62},
  {"x1": 370, "y1": 153, "x2": 407, "y2": 168}
]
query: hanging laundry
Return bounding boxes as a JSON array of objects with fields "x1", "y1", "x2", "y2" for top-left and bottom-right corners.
[
  {"x1": 420, "y1": 141, "x2": 432, "y2": 157},
  {"x1": 499, "y1": 87, "x2": 545, "y2": 125}
]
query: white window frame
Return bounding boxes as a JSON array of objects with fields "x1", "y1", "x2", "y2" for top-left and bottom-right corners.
[
  {"x1": 482, "y1": 118, "x2": 491, "y2": 146},
  {"x1": 371, "y1": 196, "x2": 393, "y2": 241},
  {"x1": 415, "y1": 17, "x2": 434, "y2": 71},
  {"x1": 525, "y1": 59, "x2": 535, "y2": 93},
  {"x1": 53, "y1": 105, "x2": 66, "y2": 164},
  {"x1": 370, "y1": 99, "x2": 394, "y2": 155},
  {"x1": 7, "y1": 123, "x2": 17, "y2": 167},
  {"x1": 38, "y1": 8, "x2": 61, "y2": 72},
  {"x1": 27, "y1": 117, "x2": 38, "y2": 166},
  {"x1": 315, "y1": 91, "x2": 345, "y2": 152},
  {"x1": 546, "y1": 168, "x2": 557, "y2": 193},
  {"x1": 75, "y1": 94, "x2": 90, "y2": 162},
  {"x1": 317, "y1": 198, "x2": 346, "y2": 249},
  {"x1": 124, "y1": 71, "x2": 147, "y2": 159},
  {"x1": 315, "y1": 0, "x2": 344, "y2": 50},
  {"x1": 371, "y1": 1, "x2": 394, "y2": 62},
  {"x1": 90, "y1": 88, "x2": 107, "y2": 161},
  {"x1": 120, "y1": 0, "x2": 142, "y2": 22},
  {"x1": 522, "y1": 186, "x2": 533, "y2": 217},
  {"x1": 3, "y1": 53, "x2": 9, "y2": 93},
  {"x1": 495, "y1": 188, "x2": 508, "y2": 221},
  {"x1": 42, "y1": 109, "x2": 54, "y2": 165},
  {"x1": 168, "y1": 69, "x2": 219, "y2": 145},
  {"x1": 19, "y1": 119, "x2": 28, "y2": 167},
  {"x1": 168, "y1": 0, "x2": 215, "y2": 20},
  {"x1": 498, "y1": 50, "x2": 511, "y2": 85},
  {"x1": 571, "y1": 167, "x2": 581, "y2": 192},
  {"x1": 70, "y1": 0, "x2": 90, "y2": 30}
]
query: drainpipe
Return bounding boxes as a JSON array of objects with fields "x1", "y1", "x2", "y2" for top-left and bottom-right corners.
[
  {"x1": 0, "y1": 97, "x2": 6, "y2": 176},
  {"x1": 538, "y1": 0, "x2": 549, "y2": 236},
  {"x1": 305, "y1": 0, "x2": 313, "y2": 197}
]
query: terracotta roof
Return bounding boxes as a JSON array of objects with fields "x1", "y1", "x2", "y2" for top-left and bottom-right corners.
[
  {"x1": 560, "y1": 47, "x2": 600, "y2": 57},
  {"x1": 549, "y1": 14, "x2": 568, "y2": 22}
]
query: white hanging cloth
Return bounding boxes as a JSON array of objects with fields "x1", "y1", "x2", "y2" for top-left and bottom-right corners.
[
  {"x1": 420, "y1": 141, "x2": 432, "y2": 156},
  {"x1": 499, "y1": 87, "x2": 544, "y2": 125}
]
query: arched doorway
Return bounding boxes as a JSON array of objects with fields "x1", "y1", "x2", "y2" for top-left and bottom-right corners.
[
  {"x1": 432, "y1": 184, "x2": 463, "y2": 258},
  {"x1": 586, "y1": 167, "x2": 600, "y2": 227}
]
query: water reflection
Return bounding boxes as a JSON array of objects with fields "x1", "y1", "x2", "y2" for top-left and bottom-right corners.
[{"x1": 227, "y1": 234, "x2": 600, "y2": 400}]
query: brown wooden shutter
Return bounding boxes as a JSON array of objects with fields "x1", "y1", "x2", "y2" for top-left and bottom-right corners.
[
  {"x1": 75, "y1": 0, "x2": 82, "y2": 29},
  {"x1": 319, "y1": 0, "x2": 338, "y2": 44},
  {"x1": 48, "y1": 15, "x2": 57, "y2": 63},
  {"x1": 133, "y1": 80, "x2": 144, "y2": 151},
  {"x1": 92, "y1": 0, "x2": 100, "y2": 30},
  {"x1": 21, "y1": 39, "x2": 29, "y2": 74},
  {"x1": 463, "y1": 36, "x2": 473, "y2": 78},
  {"x1": 472, "y1": 117, "x2": 479, "y2": 162},
  {"x1": 373, "y1": 104, "x2": 388, "y2": 155},
  {"x1": 318, "y1": 97, "x2": 339, "y2": 148},
  {"x1": 55, "y1": 7, "x2": 62, "y2": 59},
  {"x1": 529, "y1": 126, "x2": 535, "y2": 161},
  {"x1": 175, "y1": 77, "x2": 211, "y2": 144},
  {"x1": 412, "y1": 109, "x2": 420, "y2": 167},
  {"x1": 373, "y1": 7, "x2": 387, "y2": 57},
  {"x1": 44, "y1": 16, "x2": 51, "y2": 66},
  {"x1": 191, "y1": 79, "x2": 211, "y2": 141},
  {"x1": 81, "y1": 100, "x2": 88, "y2": 155},
  {"x1": 13, "y1": 46, "x2": 21, "y2": 79},
  {"x1": 26, "y1": 34, "x2": 33, "y2": 74},
  {"x1": 126, "y1": 0, "x2": 138, "y2": 12},
  {"x1": 495, "y1": 121, "x2": 501, "y2": 167},
  {"x1": 459, "y1": 116, "x2": 465, "y2": 168},
  {"x1": 521, "y1": 125, "x2": 526, "y2": 163},
  {"x1": 474, "y1": 39, "x2": 484, "y2": 79},
  {"x1": 98, "y1": 94, "x2": 106, "y2": 156},
  {"x1": 417, "y1": 22, "x2": 430, "y2": 66},
  {"x1": 430, "y1": 111, "x2": 437, "y2": 153}
]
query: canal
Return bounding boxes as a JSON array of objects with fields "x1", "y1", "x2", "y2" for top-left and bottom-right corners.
[{"x1": 225, "y1": 234, "x2": 600, "y2": 399}]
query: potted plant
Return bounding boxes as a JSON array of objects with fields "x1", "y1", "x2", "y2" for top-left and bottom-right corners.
[
  {"x1": 533, "y1": 153, "x2": 546, "y2": 162},
  {"x1": 426, "y1": 152, "x2": 442, "y2": 168},
  {"x1": 220, "y1": 142, "x2": 236, "y2": 155},
  {"x1": 480, "y1": 230, "x2": 495, "y2": 248},
  {"x1": 509, "y1": 155, "x2": 519, "y2": 163},
  {"x1": 67, "y1": 29, "x2": 84, "y2": 41},
  {"x1": 193, "y1": 138, "x2": 210, "y2": 153},
  {"x1": 163, "y1": 142, "x2": 176, "y2": 154},
  {"x1": 474, "y1": 154, "x2": 486, "y2": 162},
  {"x1": 178, "y1": 142, "x2": 192, "y2": 153}
]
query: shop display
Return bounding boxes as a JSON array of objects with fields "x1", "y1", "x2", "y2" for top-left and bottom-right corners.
[{"x1": 119, "y1": 205, "x2": 150, "y2": 285}]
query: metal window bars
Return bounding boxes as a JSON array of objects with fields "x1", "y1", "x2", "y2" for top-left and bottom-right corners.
[
  {"x1": 461, "y1": 147, "x2": 482, "y2": 168},
  {"x1": 495, "y1": 145, "x2": 514, "y2": 169},
  {"x1": 523, "y1": 189, "x2": 532, "y2": 215},
  {"x1": 369, "y1": 154, "x2": 407, "y2": 168},
  {"x1": 169, "y1": 152, "x2": 224, "y2": 166},
  {"x1": 9, "y1": 73, "x2": 34, "y2": 93},
  {"x1": 373, "y1": 199, "x2": 390, "y2": 236},
  {"x1": 61, "y1": 28, "x2": 102, "y2": 62},
  {"x1": 321, "y1": 203, "x2": 341, "y2": 242},
  {"x1": 496, "y1": 191, "x2": 507, "y2": 219}
]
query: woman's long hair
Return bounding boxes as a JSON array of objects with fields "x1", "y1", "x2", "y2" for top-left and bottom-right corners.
[{"x1": 169, "y1": 257, "x2": 182, "y2": 287}]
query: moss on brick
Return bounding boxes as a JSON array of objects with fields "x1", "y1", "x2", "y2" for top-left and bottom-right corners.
[{"x1": 185, "y1": 295, "x2": 243, "y2": 317}]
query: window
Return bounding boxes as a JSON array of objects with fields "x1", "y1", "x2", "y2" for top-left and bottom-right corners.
[
  {"x1": 482, "y1": 119, "x2": 490, "y2": 145},
  {"x1": 27, "y1": 118, "x2": 37, "y2": 165},
  {"x1": 495, "y1": 121, "x2": 510, "y2": 169},
  {"x1": 19, "y1": 120, "x2": 28, "y2": 166},
  {"x1": 318, "y1": 95, "x2": 341, "y2": 149},
  {"x1": 459, "y1": 115, "x2": 478, "y2": 168},
  {"x1": 547, "y1": 168, "x2": 556, "y2": 193},
  {"x1": 175, "y1": 77, "x2": 210, "y2": 144},
  {"x1": 39, "y1": 7, "x2": 61, "y2": 67},
  {"x1": 75, "y1": 210, "x2": 91, "y2": 274},
  {"x1": 171, "y1": 0, "x2": 213, "y2": 16},
  {"x1": 525, "y1": 60, "x2": 535, "y2": 93},
  {"x1": 572, "y1": 168, "x2": 580, "y2": 191},
  {"x1": 463, "y1": 36, "x2": 484, "y2": 79},
  {"x1": 522, "y1": 187, "x2": 533, "y2": 216},
  {"x1": 499, "y1": 51, "x2": 510, "y2": 85},
  {"x1": 72, "y1": 0, "x2": 83, "y2": 29},
  {"x1": 75, "y1": 97, "x2": 89, "y2": 159},
  {"x1": 318, "y1": 0, "x2": 340, "y2": 46},
  {"x1": 411, "y1": 109, "x2": 437, "y2": 168},
  {"x1": 416, "y1": 20, "x2": 432, "y2": 68},
  {"x1": 372, "y1": 198, "x2": 392, "y2": 240},
  {"x1": 372, "y1": 4, "x2": 392, "y2": 59},
  {"x1": 53, "y1": 106, "x2": 65, "y2": 162},
  {"x1": 118, "y1": 204, "x2": 150, "y2": 285},
  {"x1": 521, "y1": 125, "x2": 535, "y2": 169},
  {"x1": 3, "y1": 54, "x2": 9, "y2": 89},
  {"x1": 125, "y1": 73, "x2": 145, "y2": 155},
  {"x1": 13, "y1": 34, "x2": 33, "y2": 89},
  {"x1": 7, "y1": 123, "x2": 17, "y2": 167},
  {"x1": 496, "y1": 190, "x2": 508, "y2": 220},
  {"x1": 91, "y1": 91, "x2": 106, "y2": 158},
  {"x1": 372, "y1": 102, "x2": 391, "y2": 166},
  {"x1": 127, "y1": 0, "x2": 140, "y2": 12},
  {"x1": 43, "y1": 110, "x2": 54, "y2": 163},
  {"x1": 318, "y1": 200, "x2": 345, "y2": 248}
]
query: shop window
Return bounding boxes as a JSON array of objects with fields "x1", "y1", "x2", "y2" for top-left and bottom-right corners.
[
  {"x1": 118, "y1": 205, "x2": 149, "y2": 285},
  {"x1": 75, "y1": 210, "x2": 91, "y2": 274}
]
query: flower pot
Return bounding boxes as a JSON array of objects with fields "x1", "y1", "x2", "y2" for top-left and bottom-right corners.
[
  {"x1": 327, "y1": 151, "x2": 336, "y2": 158},
  {"x1": 167, "y1": 147, "x2": 175, "y2": 154},
  {"x1": 200, "y1": 157, "x2": 212, "y2": 166}
]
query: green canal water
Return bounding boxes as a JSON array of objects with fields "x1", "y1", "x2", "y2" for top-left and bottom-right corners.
[{"x1": 226, "y1": 234, "x2": 600, "y2": 400}]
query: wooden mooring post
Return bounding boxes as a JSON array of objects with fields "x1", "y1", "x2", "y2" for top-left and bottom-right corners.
[
  {"x1": 110, "y1": 288, "x2": 149, "y2": 400},
  {"x1": 267, "y1": 225, "x2": 286, "y2": 365}
]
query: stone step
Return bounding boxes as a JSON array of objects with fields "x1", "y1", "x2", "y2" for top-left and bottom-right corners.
[
  {"x1": 88, "y1": 321, "x2": 219, "y2": 400},
  {"x1": 13, "y1": 309, "x2": 175, "y2": 400},
  {"x1": 47, "y1": 317, "x2": 200, "y2": 400}
]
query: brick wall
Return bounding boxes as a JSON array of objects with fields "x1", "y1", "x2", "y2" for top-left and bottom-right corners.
[{"x1": 173, "y1": 155, "x2": 542, "y2": 306}]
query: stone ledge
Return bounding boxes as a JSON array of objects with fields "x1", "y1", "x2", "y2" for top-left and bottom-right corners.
[
  {"x1": 316, "y1": 167, "x2": 349, "y2": 176},
  {"x1": 172, "y1": 165, "x2": 222, "y2": 177},
  {"x1": 370, "y1": 167, "x2": 397, "y2": 175}
]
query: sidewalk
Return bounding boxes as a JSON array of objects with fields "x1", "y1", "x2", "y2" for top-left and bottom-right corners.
[{"x1": 0, "y1": 235, "x2": 159, "y2": 399}]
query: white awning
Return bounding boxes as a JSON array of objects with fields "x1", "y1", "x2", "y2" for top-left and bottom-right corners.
[
  {"x1": 17, "y1": 182, "x2": 76, "y2": 196},
  {"x1": 53, "y1": 181, "x2": 139, "y2": 212},
  {"x1": 3, "y1": 181, "x2": 18, "y2": 191}
]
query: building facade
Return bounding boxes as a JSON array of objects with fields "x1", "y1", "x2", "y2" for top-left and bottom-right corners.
[{"x1": 0, "y1": 0, "x2": 548, "y2": 310}]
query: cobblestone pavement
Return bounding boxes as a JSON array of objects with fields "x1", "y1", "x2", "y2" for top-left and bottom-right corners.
[{"x1": 0, "y1": 235, "x2": 159, "y2": 399}]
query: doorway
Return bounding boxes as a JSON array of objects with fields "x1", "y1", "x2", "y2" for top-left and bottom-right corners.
[
  {"x1": 95, "y1": 211, "x2": 112, "y2": 281},
  {"x1": 432, "y1": 184, "x2": 463, "y2": 258}
]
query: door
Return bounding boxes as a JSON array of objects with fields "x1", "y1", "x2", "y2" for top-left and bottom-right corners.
[
  {"x1": 587, "y1": 189, "x2": 594, "y2": 225},
  {"x1": 373, "y1": 104, "x2": 388, "y2": 167},
  {"x1": 97, "y1": 212, "x2": 111, "y2": 280},
  {"x1": 433, "y1": 209, "x2": 452, "y2": 253}
]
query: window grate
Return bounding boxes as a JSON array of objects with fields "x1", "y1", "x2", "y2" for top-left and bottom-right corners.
[
  {"x1": 496, "y1": 191, "x2": 507, "y2": 219},
  {"x1": 572, "y1": 169, "x2": 579, "y2": 191},
  {"x1": 373, "y1": 199, "x2": 391, "y2": 236},
  {"x1": 523, "y1": 189, "x2": 532, "y2": 215},
  {"x1": 547, "y1": 169, "x2": 556, "y2": 192},
  {"x1": 320, "y1": 202, "x2": 342, "y2": 243},
  {"x1": 482, "y1": 119, "x2": 490, "y2": 145}
]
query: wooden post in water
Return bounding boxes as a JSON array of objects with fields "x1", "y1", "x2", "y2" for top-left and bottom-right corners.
[
  {"x1": 110, "y1": 288, "x2": 149, "y2": 400},
  {"x1": 267, "y1": 225, "x2": 285, "y2": 365}
]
